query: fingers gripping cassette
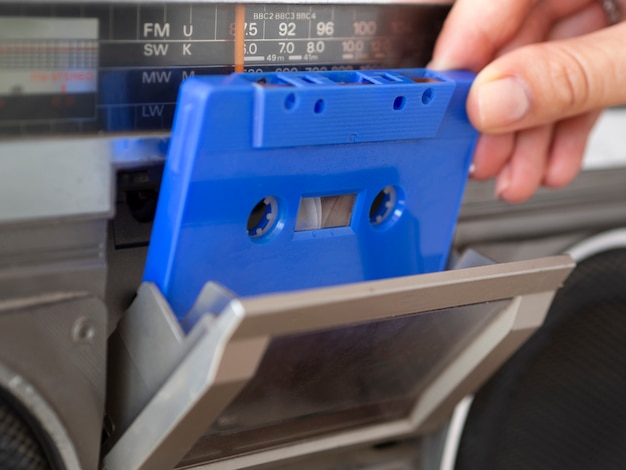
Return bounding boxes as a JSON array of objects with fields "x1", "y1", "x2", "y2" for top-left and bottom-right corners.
[{"x1": 144, "y1": 69, "x2": 478, "y2": 320}]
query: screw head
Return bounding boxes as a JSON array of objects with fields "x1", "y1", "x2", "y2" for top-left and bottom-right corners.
[{"x1": 72, "y1": 318, "x2": 96, "y2": 344}]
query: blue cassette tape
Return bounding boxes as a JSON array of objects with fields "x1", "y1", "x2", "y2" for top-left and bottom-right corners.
[{"x1": 144, "y1": 69, "x2": 478, "y2": 320}]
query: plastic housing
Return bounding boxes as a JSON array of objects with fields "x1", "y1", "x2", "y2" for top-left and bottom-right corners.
[{"x1": 143, "y1": 69, "x2": 478, "y2": 320}]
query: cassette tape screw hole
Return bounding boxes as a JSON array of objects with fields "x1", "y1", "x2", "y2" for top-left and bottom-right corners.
[
  {"x1": 393, "y1": 96, "x2": 406, "y2": 111},
  {"x1": 255, "y1": 77, "x2": 293, "y2": 87},
  {"x1": 369, "y1": 186, "x2": 403, "y2": 227},
  {"x1": 247, "y1": 196, "x2": 280, "y2": 239},
  {"x1": 314, "y1": 99, "x2": 325, "y2": 114},
  {"x1": 284, "y1": 93, "x2": 297, "y2": 110},
  {"x1": 422, "y1": 88, "x2": 434, "y2": 105}
]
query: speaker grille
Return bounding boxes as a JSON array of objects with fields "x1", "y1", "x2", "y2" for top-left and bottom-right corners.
[
  {"x1": 0, "y1": 392, "x2": 52, "y2": 470},
  {"x1": 456, "y1": 248, "x2": 626, "y2": 470}
]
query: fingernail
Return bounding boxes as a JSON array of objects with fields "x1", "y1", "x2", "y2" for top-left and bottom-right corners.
[
  {"x1": 475, "y1": 77, "x2": 530, "y2": 129},
  {"x1": 495, "y1": 165, "x2": 511, "y2": 199},
  {"x1": 469, "y1": 163, "x2": 476, "y2": 176}
]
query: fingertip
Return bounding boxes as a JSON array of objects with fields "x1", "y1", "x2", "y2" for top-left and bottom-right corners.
[
  {"x1": 468, "y1": 75, "x2": 532, "y2": 132},
  {"x1": 496, "y1": 181, "x2": 536, "y2": 203},
  {"x1": 543, "y1": 157, "x2": 582, "y2": 188},
  {"x1": 549, "y1": 2, "x2": 606, "y2": 40},
  {"x1": 496, "y1": 125, "x2": 553, "y2": 203},
  {"x1": 498, "y1": 190, "x2": 534, "y2": 204},
  {"x1": 427, "y1": 57, "x2": 454, "y2": 72},
  {"x1": 495, "y1": 164, "x2": 536, "y2": 203},
  {"x1": 471, "y1": 133, "x2": 516, "y2": 180},
  {"x1": 429, "y1": 48, "x2": 483, "y2": 72},
  {"x1": 543, "y1": 112, "x2": 599, "y2": 188},
  {"x1": 495, "y1": 164, "x2": 511, "y2": 199}
]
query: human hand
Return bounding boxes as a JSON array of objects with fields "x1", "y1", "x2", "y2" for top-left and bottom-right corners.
[{"x1": 430, "y1": 0, "x2": 626, "y2": 202}]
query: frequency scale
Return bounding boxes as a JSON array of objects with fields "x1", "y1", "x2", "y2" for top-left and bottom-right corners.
[{"x1": 0, "y1": 1, "x2": 449, "y2": 137}]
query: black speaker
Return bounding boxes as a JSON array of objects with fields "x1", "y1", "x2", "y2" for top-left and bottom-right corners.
[
  {"x1": 0, "y1": 390, "x2": 59, "y2": 470},
  {"x1": 456, "y1": 248, "x2": 626, "y2": 470}
]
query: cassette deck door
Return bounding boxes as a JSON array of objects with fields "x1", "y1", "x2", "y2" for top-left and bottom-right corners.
[{"x1": 104, "y1": 253, "x2": 574, "y2": 470}]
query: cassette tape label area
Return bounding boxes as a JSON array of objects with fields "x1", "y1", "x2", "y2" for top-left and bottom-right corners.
[{"x1": 143, "y1": 68, "x2": 478, "y2": 320}]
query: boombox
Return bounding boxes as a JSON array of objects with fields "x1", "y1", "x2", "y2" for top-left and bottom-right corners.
[{"x1": 0, "y1": 1, "x2": 625, "y2": 469}]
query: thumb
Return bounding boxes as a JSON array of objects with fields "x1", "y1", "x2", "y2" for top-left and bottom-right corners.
[{"x1": 468, "y1": 22, "x2": 626, "y2": 133}]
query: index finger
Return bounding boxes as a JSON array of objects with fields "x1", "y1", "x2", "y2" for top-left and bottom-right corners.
[{"x1": 430, "y1": 0, "x2": 538, "y2": 71}]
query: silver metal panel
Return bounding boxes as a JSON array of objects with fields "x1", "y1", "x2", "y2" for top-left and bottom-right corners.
[
  {"x1": 0, "y1": 293, "x2": 108, "y2": 470},
  {"x1": 456, "y1": 166, "x2": 626, "y2": 246},
  {"x1": 0, "y1": 139, "x2": 113, "y2": 224},
  {"x1": 0, "y1": 17, "x2": 97, "y2": 40},
  {"x1": 0, "y1": 138, "x2": 112, "y2": 469},
  {"x1": 566, "y1": 228, "x2": 626, "y2": 262},
  {"x1": 0, "y1": 139, "x2": 114, "y2": 300}
]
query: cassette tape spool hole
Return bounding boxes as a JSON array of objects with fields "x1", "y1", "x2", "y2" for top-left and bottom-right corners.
[
  {"x1": 247, "y1": 196, "x2": 281, "y2": 240},
  {"x1": 369, "y1": 186, "x2": 404, "y2": 228}
]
